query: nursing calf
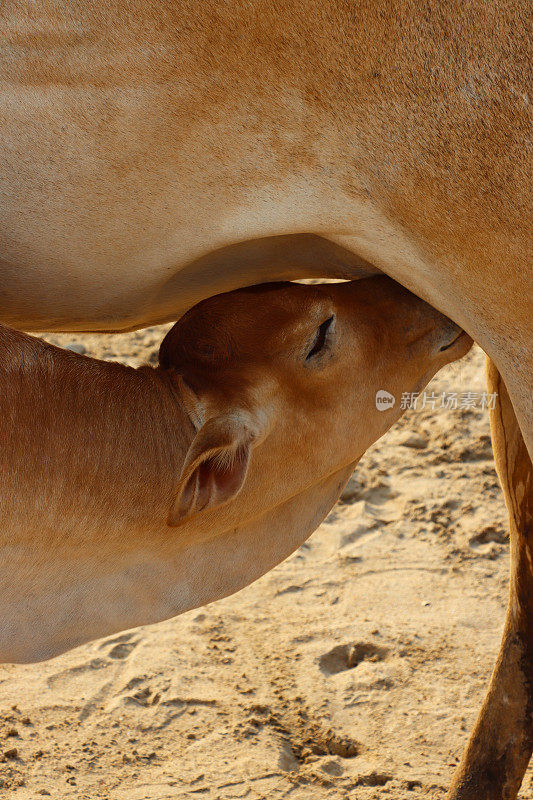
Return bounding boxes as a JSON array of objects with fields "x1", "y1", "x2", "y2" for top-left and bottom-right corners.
[{"x1": 0, "y1": 277, "x2": 470, "y2": 663}]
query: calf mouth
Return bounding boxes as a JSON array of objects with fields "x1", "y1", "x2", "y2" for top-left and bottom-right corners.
[
  {"x1": 439, "y1": 329, "x2": 471, "y2": 352},
  {"x1": 437, "y1": 328, "x2": 473, "y2": 359}
]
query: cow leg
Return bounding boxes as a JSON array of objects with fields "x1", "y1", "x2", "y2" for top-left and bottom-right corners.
[{"x1": 447, "y1": 359, "x2": 533, "y2": 800}]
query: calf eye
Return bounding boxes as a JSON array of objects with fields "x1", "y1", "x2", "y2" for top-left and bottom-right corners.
[{"x1": 306, "y1": 315, "x2": 334, "y2": 360}]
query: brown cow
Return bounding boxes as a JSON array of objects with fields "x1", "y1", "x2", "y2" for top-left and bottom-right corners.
[{"x1": 0, "y1": 2, "x2": 530, "y2": 796}]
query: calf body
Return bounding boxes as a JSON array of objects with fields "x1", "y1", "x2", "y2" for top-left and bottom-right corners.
[{"x1": 0, "y1": 277, "x2": 470, "y2": 663}]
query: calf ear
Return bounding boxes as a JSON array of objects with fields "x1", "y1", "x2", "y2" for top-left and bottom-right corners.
[{"x1": 168, "y1": 413, "x2": 259, "y2": 526}]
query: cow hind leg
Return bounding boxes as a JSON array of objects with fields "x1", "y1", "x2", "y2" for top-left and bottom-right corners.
[{"x1": 447, "y1": 359, "x2": 533, "y2": 799}]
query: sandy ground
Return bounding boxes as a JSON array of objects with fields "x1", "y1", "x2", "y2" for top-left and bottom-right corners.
[{"x1": 0, "y1": 329, "x2": 531, "y2": 800}]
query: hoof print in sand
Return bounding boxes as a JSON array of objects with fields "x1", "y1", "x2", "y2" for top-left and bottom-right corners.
[
  {"x1": 319, "y1": 641, "x2": 388, "y2": 675},
  {"x1": 353, "y1": 771, "x2": 393, "y2": 787},
  {"x1": 99, "y1": 633, "x2": 139, "y2": 660},
  {"x1": 469, "y1": 524, "x2": 508, "y2": 556}
]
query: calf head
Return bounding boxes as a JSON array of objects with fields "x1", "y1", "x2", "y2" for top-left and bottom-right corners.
[{"x1": 159, "y1": 276, "x2": 472, "y2": 526}]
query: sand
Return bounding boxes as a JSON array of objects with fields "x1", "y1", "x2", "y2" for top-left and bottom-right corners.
[{"x1": 0, "y1": 328, "x2": 531, "y2": 800}]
